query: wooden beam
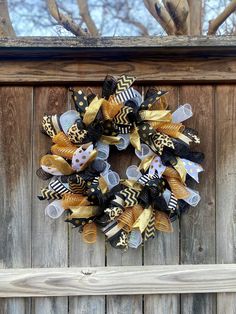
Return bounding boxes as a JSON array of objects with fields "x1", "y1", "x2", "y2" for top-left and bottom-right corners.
[
  {"x1": 0, "y1": 58, "x2": 236, "y2": 84},
  {"x1": 0, "y1": 264, "x2": 236, "y2": 297},
  {"x1": 0, "y1": 36, "x2": 236, "y2": 59}
]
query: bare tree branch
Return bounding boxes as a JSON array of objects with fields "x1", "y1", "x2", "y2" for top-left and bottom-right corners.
[
  {"x1": 0, "y1": 0, "x2": 15, "y2": 36},
  {"x1": 187, "y1": 0, "x2": 202, "y2": 35},
  {"x1": 47, "y1": 0, "x2": 88, "y2": 36},
  {"x1": 208, "y1": 0, "x2": 236, "y2": 35},
  {"x1": 125, "y1": 18, "x2": 150, "y2": 36},
  {"x1": 163, "y1": 0, "x2": 189, "y2": 35},
  {"x1": 143, "y1": 0, "x2": 176, "y2": 35},
  {"x1": 77, "y1": 0, "x2": 99, "y2": 36}
]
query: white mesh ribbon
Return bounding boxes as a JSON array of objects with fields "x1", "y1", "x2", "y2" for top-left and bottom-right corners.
[
  {"x1": 102, "y1": 171, "x2": 120, "y2": 190},
  {"x1": 126, "y1": 165, "x2": 142, "y2": 181},
  {"x1": 45, "y1": 200, "x2": 64, "y2": 219},
  {"x1": 135, "y1": 143, "x2": 155, "y2": 160},
  {"x1": 115, "y1": 134, "x2": 130, "y2": 151},
  {"x1": 172, "y1": 104, "x2": 193, "y2": 123},
  {"x1": 184, "y1": 187, "x2": 201, "y2": 207}
]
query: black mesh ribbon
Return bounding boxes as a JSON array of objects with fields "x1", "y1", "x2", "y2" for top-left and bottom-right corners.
[{"x1": 102, "y1": 75, "x2": 117, "y2": 99}]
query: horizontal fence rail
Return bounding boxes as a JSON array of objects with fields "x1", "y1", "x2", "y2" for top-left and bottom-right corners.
[{"x1": 0, "y1": 264, "x2": 236, "y2": 297}]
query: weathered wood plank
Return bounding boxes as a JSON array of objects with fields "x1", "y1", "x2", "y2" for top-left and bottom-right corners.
[
  {"x1": 0, "y1": 264, "x2": 236, "y2": 297},
  {"x1": 68, "y1": 86, "x2": 105, "y2": 314},
  {"x1": 179, "y1": 86, "x2": 216, "y2": 314},
  {"x1": 32, "y1": 87, "x2": 69, "y2": 314},
  {"x1": 0, "y1": 87, "x2": 33, "y2": 314},
  {"x1": 1, "y1": 59, "x2": 236, "y2": 84},
  {"x1": 0, "y1": 36, "x2": 236, "y2": 59},
  {"x1": 106, "y1": 86, "x2": 143, "y2": 314},
  {"x1": 215, "y1": 85, "x2": 236, "y2": 314},
  {"x1": 144, "y1": 85, "x2": 180, "y2": 314}
]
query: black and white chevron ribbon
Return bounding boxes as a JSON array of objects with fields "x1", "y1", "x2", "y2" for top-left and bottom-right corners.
[{"x1": 116, "y1": 74, "x2": 136, "y2": 94}]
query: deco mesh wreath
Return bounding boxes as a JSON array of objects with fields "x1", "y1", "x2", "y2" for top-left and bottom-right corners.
[{"x1": 37, "y1": 74, "x2": 204, "y2": 250}]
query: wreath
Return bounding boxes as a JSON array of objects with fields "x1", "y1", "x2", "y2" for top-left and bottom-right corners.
[{"x1": 37, "y1": 74, "x2": 204, "y2": 250}]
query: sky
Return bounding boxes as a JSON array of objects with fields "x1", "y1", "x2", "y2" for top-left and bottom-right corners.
[{"x1": 8, "y1": 0, "x2": 236, "y2": 36}]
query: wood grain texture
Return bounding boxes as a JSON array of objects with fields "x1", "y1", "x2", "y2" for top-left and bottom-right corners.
[
  {"x1": 0, "y1": 264, "x2": 236, "y2": 297},
  {"x1": 1, "y1": 59, "x2": 236, "y2": 84},
  {"x1": 0, "y1": 36, "x2": 236, "y2": 59},
  {"x1": 179, "y1": 86, "x2": 216, "y2": 314},
  {"x1": 32, "y1": 87, "x2": 69, "y2": 314},
  {"x1": 68, "y1": 86, "x2": 105, "y2": 314},
  {"x1": 215, "y1": 85, "x2": 236, "y2": 314},
  {"x1": 144, "y1": 85, "x2": 180, "y2": 314},
  {"x1": 0, "y1": 87, "x2": 32, "y2": 314},
  {"x1": 106, "y1": 85, "x2": 143, "y2": 314}
]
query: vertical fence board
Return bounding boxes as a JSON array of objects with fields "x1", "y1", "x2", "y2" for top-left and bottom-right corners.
[
  {"x1": 32, "y1": 87, "x2": 68, "y2": 314},
  {"x1": 179, "y1": 85, "x2": 216, "y2": 314},
  {"x1": 106, "y1": 86, "x2": 143, "y2": 314},
  {"x1": 69, "y1": 85, "x2": 105, "y2": 314},
  {"x1": 0, "y1": 87, "x2": 33, "y2": 314},
  {"x1": 216, "y1": 85, "x2": 236, "y2": 314},
  {"x1": 144, "y1": 85, "x2": 180, "y2": 314}
]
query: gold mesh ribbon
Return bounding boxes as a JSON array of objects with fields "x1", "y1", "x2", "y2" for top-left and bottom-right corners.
[
  {"x1": 166, "y1": 177, "x2": 190, "y2": 199},
  {"x1": 83, "y1": 222, "x2": 97, "y2": 244},
  {"x1": 51, "y1": 144, "x2": 77, "y2": 159},
  {"x1": 163, "y1": 167, "x2": 181, "y2": 179},
  {"x1": 174, "y1": 157, "x2": 187, "y2": 182},
  {"x1": 68, "y1": 206, "x2": 100, "y2": 219},
  {"x1": 155, "y1": 211, "x2": 173, "y2": 232},
  {"x1": 102, "y1": 100, "x2": 122, "y2": 120},
  {"x1": 62, "y1": 193, "x2": 89, "y2": 209},
  {"x1": 154, "y1": 122, "x2": 184, "y2": 137},
  {"x1": 118, "y1": 205, "x2": 143, "y2": 232},
  {"x1": 52, "y1": 132, "x2": 75, "y2": 147},
  {"x1": 40, "y1": 154, "x2": 74, "y2": 175}
]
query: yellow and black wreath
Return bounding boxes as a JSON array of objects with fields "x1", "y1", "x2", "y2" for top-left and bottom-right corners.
[{"x1": 37, "y1": 74, "x2": 204, "y2": 250}]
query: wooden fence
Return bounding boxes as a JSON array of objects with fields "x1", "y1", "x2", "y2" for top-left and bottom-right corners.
[{"x1": 0, "y1": 36, "x2": 235, "y2": 314}]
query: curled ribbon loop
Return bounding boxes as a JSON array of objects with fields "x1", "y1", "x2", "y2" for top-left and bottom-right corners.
[{"x1": 41, "y1": 155, "x2": 74, "y2": 175}]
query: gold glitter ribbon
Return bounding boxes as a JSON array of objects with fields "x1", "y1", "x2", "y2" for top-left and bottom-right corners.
[
  {"x1": 132, "y1": 206, "x2": 153, "y2": 233},
  {"x1": 173, "y1": 157, "x2": 187, "y2": 182},
  {"x1": 68, "y1": 206, "x2": 100, "y2": 218},
  {"x1": 98, "y1": 176, "x2": 108, "y2": 194},
  {"x1": 40, "y1": 155, "x2": 74, "y2": 175},
  {"x1": 83, "y1": 96, "x2": 104, "y2": 126},
  {"x1": 100, "y1": 135, "x2": 121, "y2": 145},
  {"x1": 120, "y1": 179, "x2": 143, "y2": 191},
  {"x1": 130, "y1": 126, "x2": 141, "y2": 151},
  {"x1": 138, "y1": 155, "x2": 155, "y2": 172},
  {"x1": 139, "y1": 110, "x2": 172, "y2": 122}
]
